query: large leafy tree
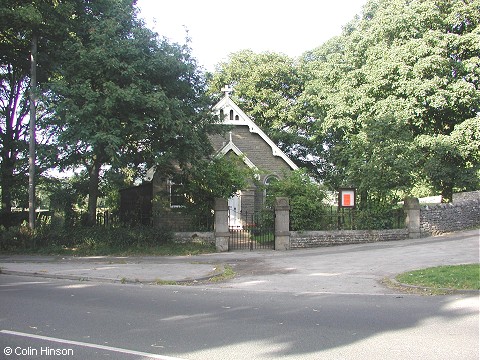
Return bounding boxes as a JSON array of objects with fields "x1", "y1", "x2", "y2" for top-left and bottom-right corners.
[
  {"x1": 207, "y1": 51, "x2": 325, "y2": 173},
  {"x1": 50, "y1": 0, "x2": 213, "y2": 225},
  {"x1": 0, "y1": 0, "x2": 70, "y2": 218},
  {"x1": 209, "y1": 50, "x2": 303, "y2": 130},
  {"x1": 416, "y1": 115, "x2": 480, "y2": 200},
  {"x1": 300, "y1": 0, "x2": 480, "y2": 202}
]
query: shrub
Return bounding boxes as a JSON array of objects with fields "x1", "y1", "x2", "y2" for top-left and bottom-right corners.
[
  {"x1": 0, "y1": 224, "x2": 33, "y2": 251},
  {"x1": 0, "y1": 224, "x2": 174, "y2": 254},
  {"x1": 354, "y1": 205, "x2": 404, "y2": 230},
  {"x1": 266, "y1": 169, "x2": 328, "y2": 230}
]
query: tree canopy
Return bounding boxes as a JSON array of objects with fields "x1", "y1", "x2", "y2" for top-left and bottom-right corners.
[
  {"x1": 300, "y1": 0, "x2": 479, "y2": 202},
  {"x1": 1, "y1": 0, "x2": 479, "y2": 229},
  {"x1": 48, "y1": 0, "x2": 213, "y2": 224},
  {"x1": 0, "y1": 0, "x2": 72, "y2": 217},
  {"x1": 210, "y1": 0, "x2": 480, "y2": 203},
  {"x1": 1, "y1": 0, "x2": 215, "y2": 225}
]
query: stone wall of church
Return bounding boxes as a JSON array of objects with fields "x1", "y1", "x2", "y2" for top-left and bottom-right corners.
[
  {"x1": 151, "y1": 169, "x2": 210, "y2": 231},
  {"x1": 210, "y1": 125, "x2": 294, "y2": 215},
  {"x1": 210, "y1": 126, "x2": 292, "y2": 179}
]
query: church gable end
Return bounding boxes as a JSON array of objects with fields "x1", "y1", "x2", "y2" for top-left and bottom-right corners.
[{"x1": 212, "y1": 86, "x2": 298, "y2": 174}]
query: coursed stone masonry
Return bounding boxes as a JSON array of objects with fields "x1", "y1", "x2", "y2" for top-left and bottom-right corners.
[{"x1": 290, "y1": 229, "x2": 408, "y2": 248}]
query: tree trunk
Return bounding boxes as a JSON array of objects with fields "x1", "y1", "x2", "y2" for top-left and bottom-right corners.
[
  {"x1": 86, "y1": 157, "x2": 102, "y2": 226},
  {"x1": 29, "y1": 33, "x2": 38, "y2": 230},
  {"x1": 441, "y1": 185, "x2": 453, "y2": 203},
  {"x1": 0, "y1": 158, "x2": 14, "y2": 227}
]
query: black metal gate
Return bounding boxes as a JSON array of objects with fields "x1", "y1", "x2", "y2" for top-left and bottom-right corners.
[{"x1": 229, "y1": 210, "x2": 275, "y2": 250}]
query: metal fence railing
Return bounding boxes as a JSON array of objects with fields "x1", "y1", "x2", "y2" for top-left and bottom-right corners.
[{"x1": 289, "y1": 206, "x2": 405, "y2": 231}]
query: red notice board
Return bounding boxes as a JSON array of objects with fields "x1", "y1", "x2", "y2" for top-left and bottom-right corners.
[{"x1": 338, "y1": 188, "x2": 356, "y2": 208}]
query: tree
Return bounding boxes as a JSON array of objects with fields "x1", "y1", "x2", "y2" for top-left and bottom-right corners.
[
  {"x1": 49, "y1": 0, "x2": 213, "y2": 225},
  {"x1": 0, "y1": 0, "x2": 68, "y2": 223},
  {"x1": 300, "y1": 0, "x2": 480, "y2": 201},
  {"x1": 209, "y1": 50, "x2": 302, "y2": 129},
  {"x1": 344, "y1": 114, "x2": 418, "y2": 204},
  {"x1": 1, "y1": 2, "x2": 38, "y2": 220},
  {"x1": 207, "y1": 51, "x2": 325, "y2": 174},
  {"x1": 416, "y1": 116, "x2": 480, "y2": 201}
]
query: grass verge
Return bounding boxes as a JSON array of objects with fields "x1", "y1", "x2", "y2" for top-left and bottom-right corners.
[
  {"x1": 393, "y1": 264, "x2": 479, "y2": 294},
  {"x1": 149, "y1": 265, "x2": 235, "y2": 286},
  {"x1": 208, "y1": 265, "x2": 235, "y2": 283}
]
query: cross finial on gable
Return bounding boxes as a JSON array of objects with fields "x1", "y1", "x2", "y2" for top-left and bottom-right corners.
[{"x1": 221, "y1": 85, "x2": 233, "y2": 97}]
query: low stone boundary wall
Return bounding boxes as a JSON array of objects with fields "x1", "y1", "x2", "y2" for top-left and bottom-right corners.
[
  {"x1": 453, "y1": 190, "x2": 480, "y2": 203},
  {"x1": 290, "y1": 229, "x2": 408, "y2": 248},
  {"x1": 172, "y1": 192, "x2": 479, "y2": 250},
  {"x1": 420, "y1": 191, "x2": 480, "y2": 236},
  {"x1": 173, "y1": 232, "x2": 215, "y2": 244}
]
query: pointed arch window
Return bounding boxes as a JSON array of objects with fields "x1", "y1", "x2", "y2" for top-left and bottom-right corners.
[{"x1": 264, "y1": 175, "x2": 279, "y2": 202}]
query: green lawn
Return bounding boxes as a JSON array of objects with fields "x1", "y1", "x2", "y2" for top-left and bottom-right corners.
[{"x1": 396, "y1": 264, "x2": 480, "y2": 290}]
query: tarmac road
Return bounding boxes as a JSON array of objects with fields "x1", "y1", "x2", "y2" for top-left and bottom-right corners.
[
  {"x1": 219, "y1": 229, "x2": 480, "y2": 294},
  {"x1": 1, "y1": 229, "x2": 478, "y2": 294},
  {"x1": 0, "y1": 229, "x2": 478, "y2": 360}
]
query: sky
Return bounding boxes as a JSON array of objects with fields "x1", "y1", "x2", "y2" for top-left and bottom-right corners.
[{"x1": 136, "y1": 0, "x2": 367, "y2": 71}]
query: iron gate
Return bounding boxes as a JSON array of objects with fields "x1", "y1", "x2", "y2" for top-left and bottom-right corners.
[{"x1": 229, "y1": 210, "x2": 275, "y2": 250}]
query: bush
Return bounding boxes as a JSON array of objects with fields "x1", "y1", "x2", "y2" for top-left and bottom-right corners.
[
  {"x1": 266, "y1": 169, "x2": 328, "y2": 231},
  {"x1": 0, "y1": 224, "x2": 175, "y2": 254},
  {"x1": 0, "y1": 224, "x2": 33, "y2": 251},
  {"x1": 264, "y1": 170, "x2": 405, "y2": 231}
]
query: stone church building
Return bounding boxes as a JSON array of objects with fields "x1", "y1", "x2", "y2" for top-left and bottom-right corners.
[{"x1": 119, "y1": 86, "x2": 298, "y2": 229}]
